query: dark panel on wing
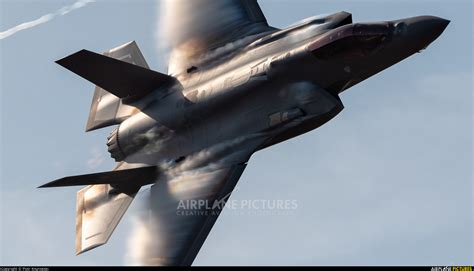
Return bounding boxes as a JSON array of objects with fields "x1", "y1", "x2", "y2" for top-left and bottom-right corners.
[
  {"x1": 38, "y1": 166, "x2": 158, "y2": 188},
  {"x1": 56, "y1": 50, "x2": 174, "y2": 98}
]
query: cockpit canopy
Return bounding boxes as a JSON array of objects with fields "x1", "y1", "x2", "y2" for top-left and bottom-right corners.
[{"x1": 248, "y1": 11, "x2": 353, "y2": 49}]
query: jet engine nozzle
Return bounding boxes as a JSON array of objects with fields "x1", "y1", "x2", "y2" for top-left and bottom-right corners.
[{"x1": 106, "y1": 112, "x2": 161, "y2": 162}]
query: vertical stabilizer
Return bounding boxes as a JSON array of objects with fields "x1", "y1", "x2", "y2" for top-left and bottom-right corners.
[{"x1": 85, "y1": 41, "x2": 149, "y2": 132}]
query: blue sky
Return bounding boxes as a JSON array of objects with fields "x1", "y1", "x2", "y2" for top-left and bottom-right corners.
[{"x1": 0, "y1": 0, "x2": 472, "y2": 266}]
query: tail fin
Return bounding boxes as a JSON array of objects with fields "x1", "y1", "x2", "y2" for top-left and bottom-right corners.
[
  {"x1": 39, "y1": 166, "x2": 158, "y2": 254},
  {"x1": 86, "y1": 41, "x2": 148, "y2": 132},
  {"x1": 55, "y1": 41, "x2": 174, "y2": 132},
  {"x1": 75, "y1": 184, "x2": 137, "y2": 254}
]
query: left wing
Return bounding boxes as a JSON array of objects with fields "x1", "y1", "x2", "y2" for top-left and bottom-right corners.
[
  {"x1": 133, "y1": 134, "x2": 267, "y2": 266},
  {"x1": 40, "y1": 131, "x2": 267, "y2": 261},
  {"x1": 39, "y1": 164, "x2": 159, "y2": 255}
]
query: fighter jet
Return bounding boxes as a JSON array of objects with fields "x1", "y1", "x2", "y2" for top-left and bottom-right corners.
[{"x1": 39, "y1": 0, "x2": 449, "y2": 266}]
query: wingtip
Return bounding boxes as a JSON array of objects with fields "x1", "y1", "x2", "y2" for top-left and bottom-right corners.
[
  {"x1": 55, "y1": 57, "x2": 65, "y2": 65},
  {"x1": 37, "y1": 177, "x2": 65, "y2": 188},
  {"x1": 76, "y1": 242, "x2": 105, "y2": 256},
  {"x1": 37, "y1": 182, "x2": 53, "y2": 188},
  {"x1": 55, "y1": 49, "x2": 89, "y2": 66}
]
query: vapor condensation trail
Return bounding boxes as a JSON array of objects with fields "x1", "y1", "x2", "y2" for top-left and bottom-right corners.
[{"x1": 0, "y1": 0, "x2": 95, "y2": 40}]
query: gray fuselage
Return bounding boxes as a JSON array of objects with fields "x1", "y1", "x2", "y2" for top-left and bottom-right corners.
[{"x1": 108, "y1": 12, "x2": 449, "y2": 168}]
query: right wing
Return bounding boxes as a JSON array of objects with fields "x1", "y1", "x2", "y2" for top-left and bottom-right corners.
[
  {"x1": 55, "y1": 41, "x2": 177, "y2": 132},
  {"x1": 56, "y1": 49, "x2": 174, "y2": 99},
  {"x1": 134, "y1": 133, "x2": 268, "y2": 266}
]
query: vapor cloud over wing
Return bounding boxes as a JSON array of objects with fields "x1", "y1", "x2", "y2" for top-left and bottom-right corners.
[{"x1": 0, "y1": 0, "x2": 95, "y2": 40}]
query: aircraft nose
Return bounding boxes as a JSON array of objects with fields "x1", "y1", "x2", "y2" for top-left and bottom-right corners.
[{"x1": 394, "y1": 16, "x2": 449, "y2": 50}]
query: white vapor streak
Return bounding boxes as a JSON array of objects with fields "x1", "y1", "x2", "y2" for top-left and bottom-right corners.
[
  {"x1": 159, "y1": 0, "x2": 265, "y2": 74},
  {"x1": 0, "y1": 0, "x2": 95, "y2": 40}
]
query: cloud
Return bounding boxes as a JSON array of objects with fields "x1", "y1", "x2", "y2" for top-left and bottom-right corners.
[
  {"x1": 0, "y1": 0, "x2": 95, "y2": 40},
  {"x1": 86, "y1": 147, "x2": 105, "y2": 170}
]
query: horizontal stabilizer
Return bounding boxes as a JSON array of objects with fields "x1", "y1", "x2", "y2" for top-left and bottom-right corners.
[
  {"x1": 38, "y1": 166, "x2": 158, "y2": 188},
  {"x1": 56, "y1": 49, "x2": 174, "y2": 98}
]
